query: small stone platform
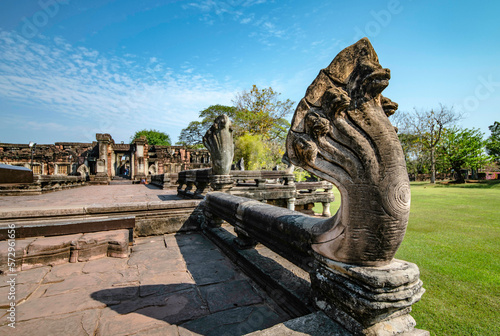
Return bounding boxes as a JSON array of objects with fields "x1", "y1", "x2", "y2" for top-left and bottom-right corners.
[{"x1": 0, "y1": 229, "x2": 130, "y2": 273}]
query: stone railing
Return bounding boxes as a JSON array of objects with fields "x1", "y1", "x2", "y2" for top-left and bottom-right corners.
[
  {"x1": 177, "y1": 168, "x2": 212, "y2": 198},
  {"x1": 176, "y1": 169, "x2": 334, "y2": 215},
  {"x1": 149, "y1": 172, "x2": 179, "y2": 189},
  {"x1": 202, "y1": 192, "x2": 427, "y2": 336},
  {"x1": 295, "y1": 181, "x2": 335, "y2": 217},
  {"x1": 0, "y1": 175, "x2": 86, "y2": 196}
]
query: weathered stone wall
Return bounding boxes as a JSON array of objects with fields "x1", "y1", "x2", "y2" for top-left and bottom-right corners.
[
  {"x1": 0, "y1": 135, "x2": 211, "y2": 179},
  {"x1": 0, "y1": 142, "x2": 94, "y2": 176}
]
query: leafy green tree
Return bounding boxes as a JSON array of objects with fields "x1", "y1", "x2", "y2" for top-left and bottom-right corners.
[
  {"x1": 438, "y1": 127, "x2": 491, "y2": 183},
  {"x1": 486, "y1": 121, "x2": 500, "y2": 164},
  {"x1": 234, "y1": 133, "x2": 267, "y2": 170},
  {"x1": 231, "y1": 85, "x2": 294, "y2": 168},
  {"x1": 131, "y1": 129, "x2": 171, "y2": 146},
  {"x1": 177, "y1": 121, "x2": 207, "y2": 148},
  {"x1": 395, "y1": 131, "x2": 430, "y2": 175},
  {"x1": 177, "y1": 105, "x2": 237, "y2": 147},
  {"x1": 233, "y1": 85, "x2": 293, "y2": 141}
]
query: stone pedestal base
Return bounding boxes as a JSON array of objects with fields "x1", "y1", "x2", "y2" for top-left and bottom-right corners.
[
  {"x1": 210, "y1": 174, "x2": 233, "y2": 192},
  {"x1": 234, "y1": 227, "x2": 257, "y2": 249},
  {"x1": 94, "y1": 172, "x2": 109, "y2": 184},
  {"x1": 310, "y1": 255, "x2": 427, "y2": 336}
]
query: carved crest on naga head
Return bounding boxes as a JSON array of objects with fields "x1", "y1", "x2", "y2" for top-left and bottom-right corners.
[{"x1": 286, "y1": 38, "x2": 410, "y2": 266}]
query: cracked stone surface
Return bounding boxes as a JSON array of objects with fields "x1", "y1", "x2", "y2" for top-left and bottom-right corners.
[{"x1": 0, "y1": 232, "x2": 290, "y2": 335}]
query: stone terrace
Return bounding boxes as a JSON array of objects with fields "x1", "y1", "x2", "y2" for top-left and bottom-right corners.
[
  {"x1": 0, "y1": 184, "x2": 181, "y2": 210},
  {"x1": 0, "y1": 184, "x2": 347, "y2": 335},
  {"x1": 0, "y1": 233, "x2": 292, "y2": 335}
]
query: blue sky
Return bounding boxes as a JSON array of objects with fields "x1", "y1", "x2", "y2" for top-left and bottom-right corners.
[{"x1": 0, "y1": 0, "x2": 499, "y2": 144}]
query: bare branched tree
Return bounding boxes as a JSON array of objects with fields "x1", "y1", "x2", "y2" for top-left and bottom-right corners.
[{"x1": 403, "y1": 104, "x2": 462, "y2": 183}]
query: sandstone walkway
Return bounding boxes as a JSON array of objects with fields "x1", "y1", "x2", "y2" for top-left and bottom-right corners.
[
  {"x1": 0, "y1": 184, "x2": 180, "y2": 210},
  {"x1": 0, "y1": 232, "x2": 290, "y2": 335}
]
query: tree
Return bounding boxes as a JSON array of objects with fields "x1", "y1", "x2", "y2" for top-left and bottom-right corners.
[
  {"x1": 177, "y1": 105, "x2": 237, "y2": 147},
  {"x1": 234, "y1": 133, "x2": 267, "y2": 170},
  {"x1": 177, "y1": 86, "x2": 295, "y2": 169},
  {"x1": 131, "y1": 129, "x2": 171, "y2": 146},
  {"x1": 231, "y1": 85, "x2": 294, "y2": 168},
  {"x1": 486, "y1": 121, "x2": 500, "y2": 164},
  {"x1": 233, "y1": 85, "x2": 294, "y2": 141},
  {"x1": 399, "y1": 105, "x2": 462, "y2": 183},
  {"x1": 177, "y1": 121, "x2": 207, "y2": 148},
  {"x1": 438, "y1": 127, "x2": 491, "y2": 183}
]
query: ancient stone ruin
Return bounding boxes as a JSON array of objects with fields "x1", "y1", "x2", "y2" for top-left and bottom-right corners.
[
  {"x1": 176, "y1": 114, "x2": 334, "y2": 215},
  {"x1": 0, "y1": 38, "x2": 427, "y2": 336}
]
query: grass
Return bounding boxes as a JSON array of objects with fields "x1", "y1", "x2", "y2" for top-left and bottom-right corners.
[{"x1": 314, "y1": 181, "x2": 500, "y2": 335}]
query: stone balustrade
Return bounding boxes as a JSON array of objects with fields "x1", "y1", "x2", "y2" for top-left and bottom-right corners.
[
  {"x1": 0, "y1": 174, "x2": 86, "y2": 196},
  {"x1": 201, "y1": 192, "x2": 428, "y2": 336},
  {"x1": 175, "y1": 169, "x2": 334, "y2": 216},
  {"x1": 149, "y1": 172, "x2": 179, "y2": 189}
]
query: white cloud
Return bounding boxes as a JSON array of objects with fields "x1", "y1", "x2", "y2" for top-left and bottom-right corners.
[
  {"x1": 240, "y1": 17, "x2": 252, "y2": 24},
  {"x1": 184, "y1": 0, "x2": 288, "y2": 45},
  {"x1": 0, "y1": 30, "x2": 237, "y2": 143}
]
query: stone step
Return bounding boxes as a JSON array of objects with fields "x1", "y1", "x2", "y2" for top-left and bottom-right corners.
[
  {"x1": 0, "y1": 216, "x2": 135, "y2": 240},
  {"x1": 0, "y1": 229, "x2": 130, "y2": 273},
  {"x1": 247, "y1": 311, "x2": 350, "y2": 335},
  {"x1": 109, "y1": 180, "x2": 133, "y2": 185}
]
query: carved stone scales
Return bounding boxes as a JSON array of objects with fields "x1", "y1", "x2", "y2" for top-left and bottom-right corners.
[{"x1": 286, "y1": 38, "x2": 410, "y2": 266}]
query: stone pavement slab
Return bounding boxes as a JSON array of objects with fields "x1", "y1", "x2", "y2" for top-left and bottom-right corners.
[
  {"x1": 178, "y1": 305, "x2": 283, "y2": 336},
  {"x1": 0, "y1": 232, "x2": 291, "y2": 335},
  {"x1": 247, "y1": 311, "x2": 350, "y2": 336}
]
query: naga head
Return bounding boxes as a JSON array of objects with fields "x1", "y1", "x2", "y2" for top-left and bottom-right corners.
[{"x1": 285, "y1": 38, "x2": 409, "y2": 266}]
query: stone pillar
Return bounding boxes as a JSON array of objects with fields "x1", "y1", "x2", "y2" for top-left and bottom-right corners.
[
  {"x1": 95, "y1": 134, "x2": 112, "y2": 183},
  {"x1": 287, "y1": 197, "x2": 296, "y2": 211},
  {"x1": 310, "y1": 255, "x2": 427, "y2": 336},
  {"x1": 321, "y1": 202, "x2": 331, "y2": 217},
  {"x1": 110, "y1": 152, "x2": 116, "y2": 177},
  {"x1": 184, "y1": 170, "x2": 196, "y2": 197},
  {"x1": 132, "y1": 137, "x2": 147, "y2": 182}
]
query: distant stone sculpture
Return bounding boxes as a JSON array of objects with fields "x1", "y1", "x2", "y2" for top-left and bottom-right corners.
[
  {"x1": 77, "y1": 164, "x2": 89, "y2": 180},
  {"x1": 203, "y1": 114, "x2": 234, "y2": 191},
  {"x1": 203, "y1": 114, "x2": 234, "y2": 175},
  {"x1": 286, "y1": 37, "x2": 409, "y2": 266},
  {"x1": 235, "y1": 157, "x2": 245, "y2": 171}
]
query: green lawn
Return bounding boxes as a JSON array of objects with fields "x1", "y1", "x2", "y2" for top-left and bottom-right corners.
[{"x1": 314, "y1": 181, "x2": 500, "y2": 335}]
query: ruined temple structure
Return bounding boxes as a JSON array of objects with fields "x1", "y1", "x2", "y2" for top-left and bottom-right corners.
[{"x1": 0, "y1": 133, "x2": 210, "y2": 183}]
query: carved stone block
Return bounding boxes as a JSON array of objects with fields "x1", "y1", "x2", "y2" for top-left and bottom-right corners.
[{"x1": 311, "y1": 255, "x2": 426, "y2": 336}]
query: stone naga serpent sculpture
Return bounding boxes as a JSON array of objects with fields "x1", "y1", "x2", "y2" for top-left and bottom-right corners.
[
  {"x1": 286, "y1": 38, "x2": 410, "y2": 266},
  {"x1": 203, "y1": 114, "x2": 234, "y2": 176}
]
